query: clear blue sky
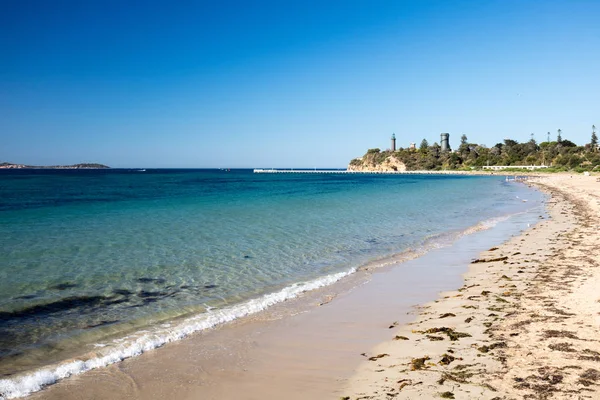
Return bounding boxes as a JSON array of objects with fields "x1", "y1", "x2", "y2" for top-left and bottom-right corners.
[{"x1": 1, "y1": 0, "x2": 599, "y2": 168}]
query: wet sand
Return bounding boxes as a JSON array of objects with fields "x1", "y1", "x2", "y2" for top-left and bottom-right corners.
[
  {"x1": 344, "y1": 174, "x2": 600, "y2": 399},
  {"x1": 30, "y1": 187, "x2": 539, "y2": 400}
]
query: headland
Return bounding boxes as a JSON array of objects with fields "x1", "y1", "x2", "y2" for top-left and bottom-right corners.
[
  {"x1": 0, "y1": 162, "x2": 109, "y2": 169},
  {"x1": 349, "y1": 132, "x2": 600, "y2": 174}
]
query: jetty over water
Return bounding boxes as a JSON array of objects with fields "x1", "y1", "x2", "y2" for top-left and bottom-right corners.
[{"x1": 253, "y1": 169, "x2": 480, "y2": 175}]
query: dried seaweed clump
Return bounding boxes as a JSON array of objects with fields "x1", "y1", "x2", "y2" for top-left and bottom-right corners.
[
  {"x1": 580, "y1": 368, "x2": 600, "y2": 382},
  {"x1": 478, "y1": 342, "x2": 507, "y2": 353},
  {"x1": 427, "y1": 335, "x2": 445, "y2": 341},
  {"x1": 411, "y1": 356, "x2": 430, "y2": 370},
  {"x1": 439, "y1": 353, "x2": 456, "y2": 366},
  {"x1": 471, "y1": 256, "x2": 508, "y2": 264},
  {"x1": 548, "y1": 342, "x2": 576, "y2": 352},
  {"x1": 368, "y1": 353, "x2": 389, "y2": 361},
  {"x1": 543, "y1": 330, "x2": 579, "y2": 339},
  {"x1": 421, "y1": 327, "x2": 472, "y2": 341}
]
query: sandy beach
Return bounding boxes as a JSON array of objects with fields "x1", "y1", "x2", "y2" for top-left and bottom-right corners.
[
  {"x1": 4, "y1": 1, "x2": 599, "y2": 399},
  {"x1": 18, "y1": 174, "x2": 598, "y2": 400},
  {"x1": 344, "y1": 174, "x2": 600, "y2": 399}
]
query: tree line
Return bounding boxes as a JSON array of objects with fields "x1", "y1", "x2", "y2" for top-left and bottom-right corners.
[{"x1": 351, "y1": 126, "x2": 600, "y2": 171}]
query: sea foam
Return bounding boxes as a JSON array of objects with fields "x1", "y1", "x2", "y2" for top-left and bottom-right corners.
[
  {"x1": 0, "y1": 212, "x2": 534, "y2": 399},
  {"x1": 0, "y1": 268, "x2": 355, "y2": 399}
]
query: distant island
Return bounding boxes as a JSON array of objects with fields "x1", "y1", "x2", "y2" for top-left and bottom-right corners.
[
  {"x1": 349, "y1": 129, "x2": 600, "y2": 173},
  {"x1": 0, "y1": 162, "x2": 110, "y2": 169}
]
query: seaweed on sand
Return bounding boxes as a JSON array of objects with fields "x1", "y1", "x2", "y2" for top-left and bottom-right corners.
[
  {"x1": 439, "y1": 313, "x2": 456, "y2": 319},
  {"x1": 478, "y1": 342, "x2": 507, "y2": 353},
  {"x1": 411, "y1": 356, "x2": 430, "y2": 370},
  {"x1": 421, "y1": 327, "x2": 472, "y2": 341},
  {"x1": 439, "y1": 353, "x2": 456, "y2": 366},
  {"x1": 368, "y1": 353, "x2": 389, "y2": 361},
  {"x1": 471, "y1": 256, "x2": 508, "y2": 264}
]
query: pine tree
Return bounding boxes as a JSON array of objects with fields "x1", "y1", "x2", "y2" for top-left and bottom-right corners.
[
  {"x1": 557, "y1": 129, "x2": 562, "y2": 143},
  {"x1": 458, "y1": 134, "x2": 470, "y2": 157},
  {"x1": 419, "y1": 139, "x2": 429, "y2": 151},
  {"x1": 591, "y1": 125, "x2": 598, "y2": 151}
]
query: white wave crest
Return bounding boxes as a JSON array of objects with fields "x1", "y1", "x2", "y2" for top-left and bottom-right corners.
[
  {"x1": 0, "y1": 211, "x2": 532, "y2": 399},
  {"x1": 460, "y1": 214, "x2": 514, "y2": 236},
  {"x1": 0, "y1": 268, "x2": 355, "y2": 399}
]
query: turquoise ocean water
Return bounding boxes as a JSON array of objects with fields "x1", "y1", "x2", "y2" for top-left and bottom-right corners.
[{"x1": 0, "y1": 169, "x2": 544, "y2": 398}]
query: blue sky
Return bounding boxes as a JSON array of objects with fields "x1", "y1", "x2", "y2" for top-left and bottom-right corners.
[{"x1": 1, "y1": 0, "x2": 599, "y2": 168}]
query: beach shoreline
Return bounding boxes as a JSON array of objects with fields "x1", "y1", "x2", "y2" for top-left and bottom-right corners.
[
  {"x1": 343, "y1": 174, "x2": 600, "y2": 399},
  {"x1": 6, "y1": 174, "x2": 598, "y2": 400},
  {"x1": 15, "y1": 179, "x2": 545, "y2": 400}
]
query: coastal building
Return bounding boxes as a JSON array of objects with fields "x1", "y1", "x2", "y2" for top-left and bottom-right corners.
[
  {"x1": 440, "y1": 133, "x2": 450, "y2": 152},
  {"x1": 409, "y1": 142, "x2": 416, "y2": 150},
  {"x1": 482, "y1": 165, "x2": 549, "y2": 171},
  {"x1": 391, "y1": 133, "x2": 396, "y2": 151}
]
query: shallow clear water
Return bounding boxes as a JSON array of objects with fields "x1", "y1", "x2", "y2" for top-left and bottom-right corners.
[{"x1": 0, "y1": 169, "x2": 543, "y2": 382}]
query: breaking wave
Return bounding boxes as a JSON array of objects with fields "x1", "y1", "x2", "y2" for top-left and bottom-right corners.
[{"x1": 0, "y1": 212, "x2": 528, "y2": 399}]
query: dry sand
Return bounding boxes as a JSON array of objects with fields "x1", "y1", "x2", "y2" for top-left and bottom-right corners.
[{"x1": 343, "y1": 174, "x2": 600, "y2": 399}]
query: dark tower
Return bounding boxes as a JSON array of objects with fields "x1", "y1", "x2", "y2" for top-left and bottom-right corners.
[
  {"x1": 391, "y1": 133, "x2": 396, "y2": 151},
  {"x1": 440, "y1": 133, "x2": 450, "y2": 152}
]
